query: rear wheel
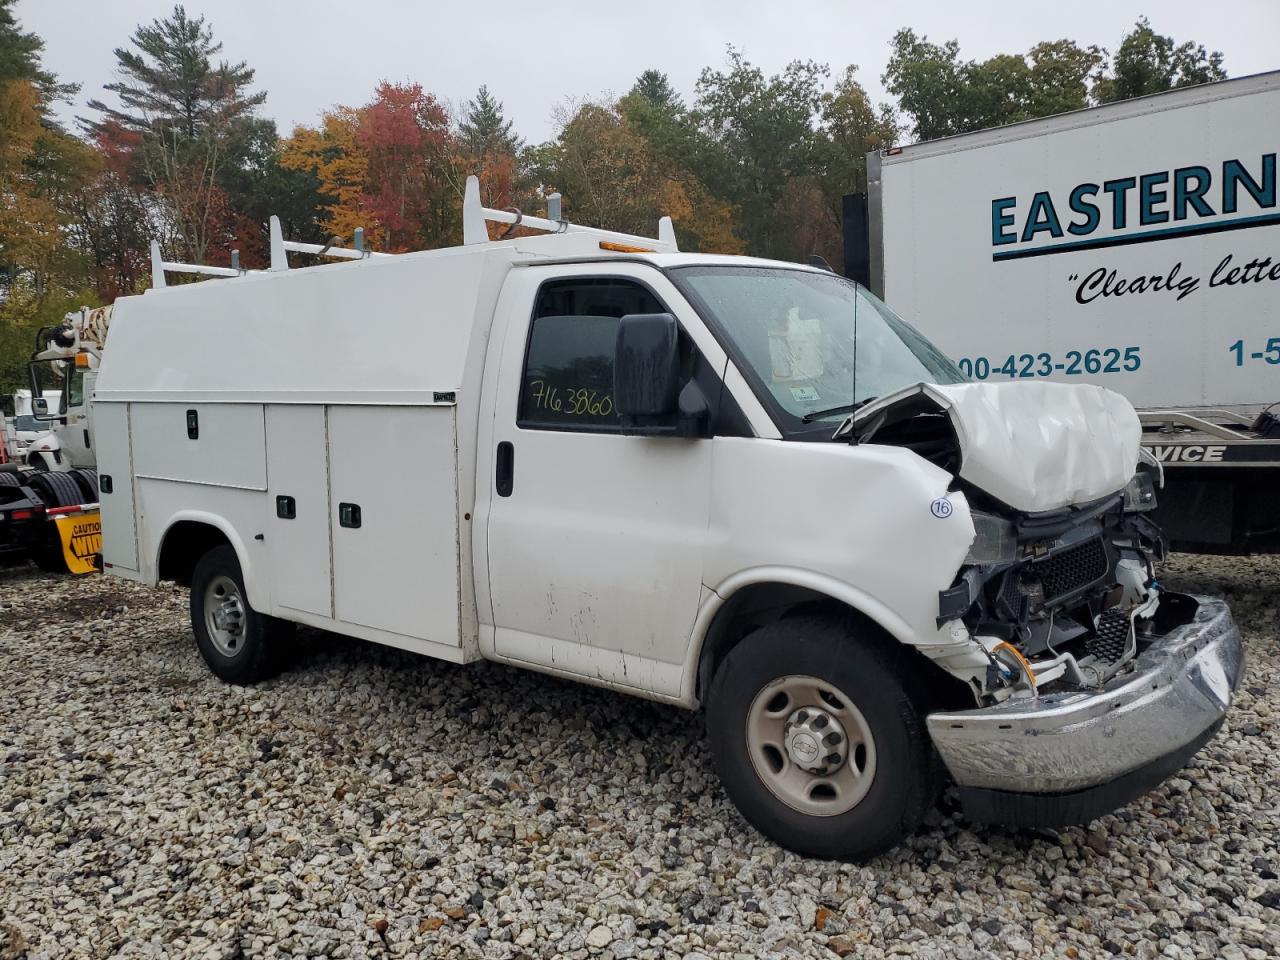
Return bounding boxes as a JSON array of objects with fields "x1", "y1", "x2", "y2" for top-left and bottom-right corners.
[
  {"x1": 25, "y1": 470, "x2": 82, "y2": 508},
  {"x1": 69, "y1": 468, "x2": 98, "y2": 503},
  {"x1": 190, "y1": 545, "x2": 292, "y2": 684},
  {"x1": 706, "y1": 615, "x2": 939, "y2": 861}
]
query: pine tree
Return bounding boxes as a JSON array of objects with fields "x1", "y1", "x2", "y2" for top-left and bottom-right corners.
[
  {"x1": 631, "y1": 70, "x2": 683, "y2": 113},
  {"x1": 83, "y1": 5, "x2": 268, "y2": 263},
  {"x1": 84, "y1": 4, "x2": 265, "y2": 139},
  {"x1": 0, "y1": 0, "x2": 76, "y2": 111},
  {"x1": 458, "y1": 85, "x2": 521, "y2": 157}
]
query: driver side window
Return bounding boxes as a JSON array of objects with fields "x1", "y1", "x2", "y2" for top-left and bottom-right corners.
[
  {"x1": 68, "y1": 371, "x2": 86, "y2": 409},
  {"x1": 518, "y1": 279, "x2": 666, "y2": 432}
]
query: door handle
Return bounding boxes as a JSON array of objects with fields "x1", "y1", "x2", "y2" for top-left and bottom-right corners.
[
  {"x1": 496, "y1": 441, "x2": 514, "y2": 497},
  {"x1": 338, "y1": 502, "x2": 362, "y2": 528}
]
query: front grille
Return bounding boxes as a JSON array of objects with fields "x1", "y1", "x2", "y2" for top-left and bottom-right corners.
[
  {"x1": 1086, "y1": 609, "x2": 1131, "y2": 663},
  {"x1": 999, "y1": 573, "x2": 1028, "y2": 619},
  {"x1": 1031, "y1": 536, "x2": 1109, "y2": 602}
]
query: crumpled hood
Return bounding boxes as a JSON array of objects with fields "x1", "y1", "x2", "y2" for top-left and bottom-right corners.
[{"x1": 851, "y1": 381, "x2": 1141, "y2": 513}]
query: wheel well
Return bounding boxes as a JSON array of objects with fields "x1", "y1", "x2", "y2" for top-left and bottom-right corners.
[
  {"x1": 158, "y1": 521, "x2": 231, "y2": 586},
  {"x1": 694, "y1": 582, "x2": 973, "y2": 713}
]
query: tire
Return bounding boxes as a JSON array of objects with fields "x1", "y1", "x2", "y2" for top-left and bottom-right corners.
[
  {"x1": 0, "y1": 472, "x2": 20, "y2": 487},
  {"x1": 706, "y1": 615, "x2": 940, "y2": 861},
  {"x1": 190, "y1": 545, "x2": 292, "y2": 685},
  {"x1": 69, "y1": 468, "x2": 98, "y2": 503},
  {"x1": 25, "y1": 470, "x2": 82, "y2": 508}
]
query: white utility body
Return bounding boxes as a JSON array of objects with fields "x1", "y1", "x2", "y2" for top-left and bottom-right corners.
[
  {"x1": 864, "y1": 71, "x2": 1280, "y2": 553},
  {"x1": 95, "y1": 177, "x2": 1242, "y2": 859}
]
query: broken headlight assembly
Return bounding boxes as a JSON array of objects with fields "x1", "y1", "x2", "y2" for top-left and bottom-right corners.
[
  {"x1": 963, "y1": 510, "x2": 1017, "y2": 565},
  {"x1": 1122, "y1": 471, "x2": 1157, "y2": 512}
]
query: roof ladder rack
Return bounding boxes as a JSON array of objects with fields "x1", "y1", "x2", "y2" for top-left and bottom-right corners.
[
  {"x1": 150, "y1": 242, "x2": 253, "y2": 289},
  {"x1": 269, "y1": 216, "x2": 391, "y2": 271},
  {"x1": 461, "y1": 175, "x2": 677, "y2": 252}
]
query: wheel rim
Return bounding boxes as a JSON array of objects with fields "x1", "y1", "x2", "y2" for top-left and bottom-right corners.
[
  {"x1": 746, "y1": 674, "x2": 877, "y2": 817},
  {"x1": 204, "y1": 575, "x2": 247, "y2": 657}
]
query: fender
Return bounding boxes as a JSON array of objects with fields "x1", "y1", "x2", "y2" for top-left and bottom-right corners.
[
  {"x1": 680, "y1": 565, "x2": 920, "y2": 706},
  {"x1": 154, "y1": 509, "x2": 270, "y2": 611}
]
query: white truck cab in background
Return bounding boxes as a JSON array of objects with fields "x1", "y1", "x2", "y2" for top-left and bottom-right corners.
[
  {"x1": 7, "y1": 389, "x2": 64, "y2": 469},
  {"x1": 94, "y1": 178, "x2": 1243, "y2": 860},
  {"x1": 25, "y1": 305, "x2": 112, "y2": 472}
]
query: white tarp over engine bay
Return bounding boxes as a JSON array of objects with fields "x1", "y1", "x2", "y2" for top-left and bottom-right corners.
[{"x1": 854, "y1": 381, "x2": 1141, "y2": 513}]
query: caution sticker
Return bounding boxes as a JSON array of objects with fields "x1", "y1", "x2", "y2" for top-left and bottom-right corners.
[{"x1": 54, "y1": 511, "x2": 101, "y2": 575}]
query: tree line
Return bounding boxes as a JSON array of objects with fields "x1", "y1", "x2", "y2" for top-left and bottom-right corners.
[{"x1": 0, "y1": 1, "x2": 1229, "y2": 397}]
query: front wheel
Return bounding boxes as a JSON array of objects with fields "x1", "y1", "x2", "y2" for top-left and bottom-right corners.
[
  {"x1": 190, "y1": 545, "x2": 292, "y2": 684},
  {"x1": 706, "y1": 615, "x2": 940, "y2": 861}
]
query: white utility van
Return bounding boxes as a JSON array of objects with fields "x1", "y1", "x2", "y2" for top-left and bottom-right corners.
[{"x1": 95, "y1": 178, "x2": 1243, "y2": 860}]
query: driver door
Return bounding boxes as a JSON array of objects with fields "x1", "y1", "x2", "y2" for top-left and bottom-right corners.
[
  {"x1": 60, "y1": 369, "x2": 95, "y2": 468},
  {"x1": 482, "y1": 266, "x2": 725, "y2": 699}
]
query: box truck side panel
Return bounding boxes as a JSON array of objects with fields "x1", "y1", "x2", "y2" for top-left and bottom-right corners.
[
  {"x1": 879, "y1": 77, "x2": 1280, "y2": 410},
  {"x1": 264, "y1": 404, "x2": 332, "y2": 619},
  {"x1": 327, "y1": 404, "x2": 461, "y2": 646}
]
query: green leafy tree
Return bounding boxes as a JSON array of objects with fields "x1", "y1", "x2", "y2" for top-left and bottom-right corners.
[
  {"x1": 217, "y1": 116, "x2": 326, "y2": 252},
  {"x1": 1026, "y1": 40, "x2": 1106, "y2": 117},
  {"x1": 1095, "y1": 17, "x2": 1227, "y2": 102},
  {"x1": 884, "y1": 29, "x2": 1105, "y2": 140},
  {"x1": 692, "y1": 47, "x2": 829, "y2": 259},
  {"x1": 812, "y1": 66, "x2": 898, "y2": 260},
  {"x1": 532, "y1": 97, "x2": 742, "y2": 253},
  {"x1": 0, "y1": 0, "x2": 92, "y2": 302},
  {"x1": 0, "y1": 0, "x2": 98, "y2": 398}
]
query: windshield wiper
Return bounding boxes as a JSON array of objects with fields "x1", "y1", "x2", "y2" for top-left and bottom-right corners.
[{"x1": 800, "y1": 397, "x2": 876, "y2": 423}]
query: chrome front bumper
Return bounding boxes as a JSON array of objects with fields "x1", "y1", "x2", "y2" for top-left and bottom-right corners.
[{"x1": 926, "y1": 594, "x2": 1243, "y2": 824}]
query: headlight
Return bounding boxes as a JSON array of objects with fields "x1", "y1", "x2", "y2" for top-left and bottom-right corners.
[
  {"x1": 964, "y1": 510, "x2": 1018, "y2": 565},
  {"x1": 1122, "y1": 471, "x2": 1157, "y2": 512}
]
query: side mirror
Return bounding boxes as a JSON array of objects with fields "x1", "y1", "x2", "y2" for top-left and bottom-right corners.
[
  {"x1": 32, "y1": 398, "x2": 48, "y2": 416},
  {"x1": 615, "y1": 313, "x2": 681, "y2": 434}
]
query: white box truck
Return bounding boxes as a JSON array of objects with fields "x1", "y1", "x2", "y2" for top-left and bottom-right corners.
[
  {"x1": 864, "y1": 71, "x2": 1280, "y2": 555},
  {"x1": 94, "y1": 177, "x2": 1242, "y2": 860}
]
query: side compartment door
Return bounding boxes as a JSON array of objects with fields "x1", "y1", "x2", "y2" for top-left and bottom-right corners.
[
  {"x1": 328, "y1": 405, "x2": 461, "y2": 645},
  {"x1": 94, "y1": 401, "x2": 138, "y2": 571},
  {"x1": 265, "y1": 404, "x2": 332, "y2": 618}
]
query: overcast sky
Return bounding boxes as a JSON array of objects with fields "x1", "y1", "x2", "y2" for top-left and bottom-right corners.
[{"x1": 19, "y1": 0, "x2": 1280, "y2": 142}]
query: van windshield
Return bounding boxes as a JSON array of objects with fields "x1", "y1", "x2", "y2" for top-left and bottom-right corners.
[{"x1": 670, "y1": 265, "x2": 964, "y2": 431}]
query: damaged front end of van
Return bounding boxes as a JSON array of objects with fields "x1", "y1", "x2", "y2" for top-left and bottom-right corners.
[{"x1": 846, "y1": 381, "x2": 1244, "y2": 827}]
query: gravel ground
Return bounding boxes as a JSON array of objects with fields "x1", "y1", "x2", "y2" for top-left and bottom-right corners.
[{"x1": 1, "y1": 554, "x2": 1277, "y2": 960}]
